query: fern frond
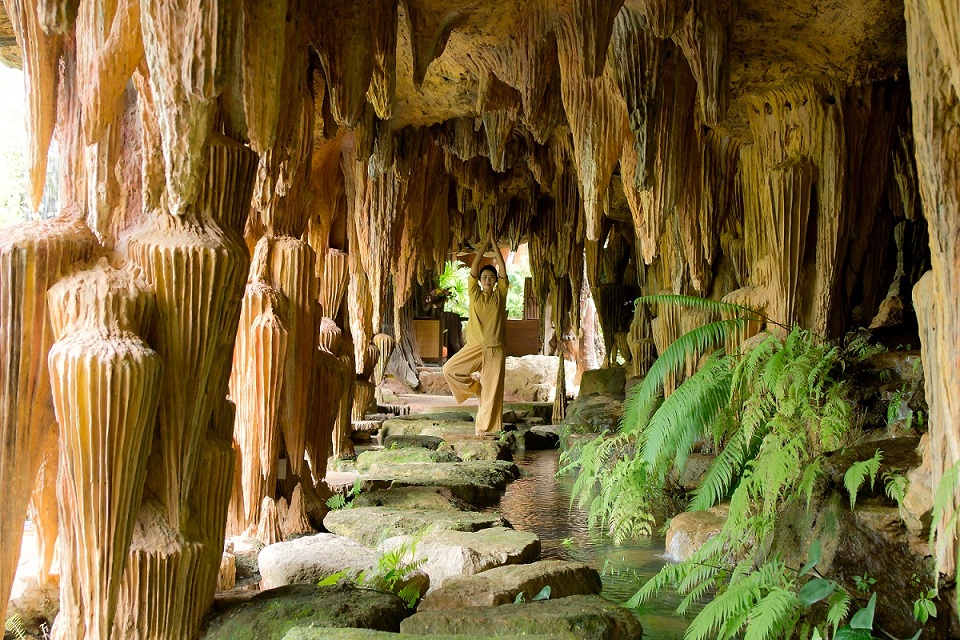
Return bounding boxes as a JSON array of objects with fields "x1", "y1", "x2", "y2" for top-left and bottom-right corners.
[
  {"x1": 743, "y1": 588, "x2": 803, "y2": 640},
  {"x1": 798, "y1": 457, "x2": 824, "y2": 510},
  {"x1": 636, "y1": 294, "x2": 763, "y2": 320},
  {"x1": 844, "y1": 450, "x2": 883, "y2": 510},
  {"x1": 640, "y1": 353, "x2": 733, "y2": 476},
  {"x1": 826, "y1": 589, "x2": 852, "y2": 633},
  {"x1": 689, "y1": 431, "x2": 747, "y2": 511},
  {"x1": 622, "y1": 318, "x2": 746, "y2": 435}
]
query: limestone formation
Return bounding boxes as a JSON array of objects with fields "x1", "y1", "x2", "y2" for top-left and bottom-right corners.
[{"x1": 0, "y1": 0, "x2": 954, "y2": 633}]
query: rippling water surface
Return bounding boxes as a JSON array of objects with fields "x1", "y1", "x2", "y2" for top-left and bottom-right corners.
[{"x1": 488, "y1": 449, "x2": 697, "y2": 639}]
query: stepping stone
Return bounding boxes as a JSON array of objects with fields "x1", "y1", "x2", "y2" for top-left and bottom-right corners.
[
  {"x1": 382, "y1": 434, "x2": 445, "y2": 450},
  {"x1": 258, "y1": 533, "x2": 376, "y2": 589},
  {"x1": 323, "y1": 507, "x2": 509, "y2": 547},
  {"x1": 352, "y1": 486, "x2": 476, "y2": 512},
  {"x1": 417, "y1": 560, "x2": 602, "y2": 611},
  {"x1": 524, "y1": 426, "x2": 560, "y2": 450},
  {"x1": 365, "y1": 460, "x2": 519, "y2": 491},
  {"x1": 203, "y1": 583, "x2": 410, "y2": 639},
  {"x1": 440, "y1": 438, "x2": 513, "y2": 462},
  {"x1": 380, "y1": 526, "x2": 541, "y2": 590},
  {"x1": 401, "y1": 595, "x2": 643, "y2": 640},
  {"x1": 356, "y1": 448, "x2": 461, "y2": 471},
  {"x1": 280, "y1": 629, "x2": 553, "y2": 640}
]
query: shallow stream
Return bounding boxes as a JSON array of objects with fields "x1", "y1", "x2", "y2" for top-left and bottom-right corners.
[{"x1": 489, "y1": 449, "x2": 697, "y2": 639}]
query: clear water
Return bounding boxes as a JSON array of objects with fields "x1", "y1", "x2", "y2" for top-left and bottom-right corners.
[{"x1": 488, "y1": 449, "x2": 697, "y2": 639}]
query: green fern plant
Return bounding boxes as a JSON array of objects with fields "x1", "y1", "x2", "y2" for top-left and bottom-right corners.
[
  {"x1": 5, "y1": 615, "x2": 28, "y2": 640},
  {"x1": 317, "y1": 539, "x2": 426, "y2": 609},
  {"x1": 844, "y1": 450, "x2": 883, "y2": 510}
]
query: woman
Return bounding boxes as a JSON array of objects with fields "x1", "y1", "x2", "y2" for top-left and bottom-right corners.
[{"x1": 442, "y1": 230, "x2": 509, "y2": 437}]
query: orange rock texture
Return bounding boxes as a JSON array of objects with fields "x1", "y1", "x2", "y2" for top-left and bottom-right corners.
[{"x1": 0, "y1": 0, "x2": 956, "y2": 635}]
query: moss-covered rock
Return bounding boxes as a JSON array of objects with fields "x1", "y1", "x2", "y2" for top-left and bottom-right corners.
[
  {"x1": 351, "y1": 486, "x2": 475, "y2": 512},
  {"x1": 417, "y1": 560, "x2": 601, "y2": 611},
  {"x1": 401, "y1": 595, "x2": 642, "y2": 640},
  {"x1": 356, "y1": 448, "x2": 461, "y2": 471},
  {"x1": 203, "y1": 583, "x2": 410, "y2": 639},
  {"x1": 279, "y1": 629, "x2": 554, "y2": 639},
  {"x1": 323, "y1": 507, "x2": 509, "y2": 547}
]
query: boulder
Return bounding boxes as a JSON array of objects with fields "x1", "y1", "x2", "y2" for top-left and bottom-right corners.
[
  {"x1": 665, "y1": 505, "x2": 728, "y2": 562},
  {"x1": 380, "y1": 417, "x2": 477, "y2": 441},
  {"x1": 523, "y1": 426, "x2": 560, "y2": 450},
  {"x1": 379, "y1": 527, "x2": 541, "y2": 590},
  {"x1": 365, "y1": 460, "x2": 519, "y2": 491},
  {"x1": 677, "y1": 453, "x2": 717, "y2": 492},
  {"x1": 401, "y1": 595, "x2": 643, "y2": 640},
  {"x1": 280, "y1": 628, "x2": 553, "y2": 639},
  {"x1": 417, "y1": 560, "x2": 601, "y2": 610},
  {"x1": 203, "y1": 583, "x2": 410, "y2": 639},
  {"x1": 559, "y1": 394, "x2": 623, "y2": 435},
  {"x1": 382, "y1": 435, "x2": 445, "y2": 450},
  {"x1": 258, "y1": 533, "x2": 376, "y2": 589},
  {"x1": 578, "y1": 367, "x2": 627, "y2": 398},
  {"x1": 502, "y1": 355, "x2": 566, "y2": 402},
  {"x1": 439, "y1": 438, "x2": 513, "y2": 462},
  {"x1": 352, "y1": 486, "x2": 476, "y2": 511},
  {"x1": 323, "y1": 507, "x2": 509, "y2": 547},
  {"x1": 227, "y1": 536, "x2": 265, "y2": 585},
  {"x1": 356, "y1": 448, "x2": 461, "y2": 471}
]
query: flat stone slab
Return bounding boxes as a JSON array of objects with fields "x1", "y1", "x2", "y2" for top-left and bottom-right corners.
[
  {"x1": 323, "y1": 507, "x2": 509, "y2": 547},
  {"x1": 203, "y1": 583, "x2": 410, "y2": 639},
  {"x1": 418, "y1": 560, "x2": 602, "y2": 611},
  {"x1": 352, "y1": 486, "x2": 476, "y2": 512},
  {"x1": 439, "y1": 438, "x2": 513, "y2": 462},
  {"x1": 401, "y1": 595, "x2": 643, "y2": 640},
  {"x1": 380, "y1": 526, "x2": 541, "y2": 590},
  {"x1": 365, "y1": 460, "x2": 519, "y2": 491},
  {"x1": 280, "y1": 630, "x2": 554, "y2": 640},
  {"x1": 258, "y1": 533, "x2": 376, "y2": 589},
  {"x1": 356, "y1": 448, "x2": 461, "y2": 471},
  {"x1": 382, "y1": 435, "x2": 445, "y2": 450}
]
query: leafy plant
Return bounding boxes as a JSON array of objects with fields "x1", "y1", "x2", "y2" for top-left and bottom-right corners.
[
  {"x1": 437, "y1": 261, "x2": 470, "y2": 317},
  {"x1": 884, "y1": 470, "x2": 908, "y2": 516},
  {"x1": 852, "y1": 573, "x2": 877, "y2": 594},
  {"x1": 5, "y1": 614, "x2": 27, "y2": 640},
  {"x1": 317, "y1": 540, "x2": 426, "y2": 609},
  {"x1": 326, "y1": 477, "x2": 363, "y2": 510},
  {"x1": 514, "y1": 585, "x2": 551, "y2": 603},
  {"x1": 844, "y1": 450, "x2": 883, "y2": 510}
]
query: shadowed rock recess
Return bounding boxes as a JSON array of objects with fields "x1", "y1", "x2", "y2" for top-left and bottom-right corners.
[{"x1": 0, "y1": 0, "x2": 958, "y2": 638}]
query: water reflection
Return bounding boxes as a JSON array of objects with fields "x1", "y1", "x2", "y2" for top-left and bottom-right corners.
[{"x1": 488, "y1": 449, "x2": 697, "y2": 639}]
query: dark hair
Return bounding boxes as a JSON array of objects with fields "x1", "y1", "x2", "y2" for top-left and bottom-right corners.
[{"x1": 479, "y1": 264, "x2": 498, "y2": 279}]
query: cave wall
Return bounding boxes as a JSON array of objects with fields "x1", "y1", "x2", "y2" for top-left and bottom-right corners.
[{"x1": 0, "y1": 0, "x2": 955, "y2": 636}]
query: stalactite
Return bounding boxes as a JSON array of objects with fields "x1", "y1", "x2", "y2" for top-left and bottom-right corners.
[
  {"x1": 611, "y1": 6, "x2": 662, "y2": 191},
  {"x1": 37, "y1": 0, "x2": 78, "y2": 33},
  {"x1": 904, "y1": 0, "x2": 960, "y2": 578},
  {"x1": 671, "y1": 0, "x2": 735, "y2": 125},
  {"x1": 0, "y1": 211, "x2": 97, "y2": 626},
  {"x1": 305, "y1": 134, "x2": 347, "y2": 277},
  {"x1": 552, "y1": 355, "x2": 567, "y2": 422},
  {"x1": 369, "y1": 0, "x2": 398, "y2": 119},
  {"x1": 620, "y1": 41, "x2": 698, "y2": 264},
  {"x1": 399, "y1": 0, "x2": 464, "y2": 88},
  {"x1": 477, "y1": 66, "x2": 521, "y2": 173},
  {"x1": 228, "y1": 278, "x2": 288, "y2": 534},
  {"x1": 627, "y1": 306, "x2": 656, "y2": 378},
  {"x1": 76, "y1": 0, "x2": 144, "y2": 144},
  {"x1": 743, "y1": 79, "x2": 845, "y2": 334},
  {"x1": 5, "y1": 0, "x2": 62, "y2": 210},
  {"x1": 557, "y1": 9, "x2": 628, "y2": 241},
  {"x1": 47, "y1": 262, "x2": 162, "y2": 640},
  {"x1": 593, "y1": 284, "x2": 632, "y2": 367},
  {"x1": 241, "y1": 0, "x2": 288, "y2": 152},
  {"x1": 335, "y1": 350, "x2": 357, "y2": 459},
  {"x1": 569, "y1": 0, "x2": 625, "y2": 78},
  {"x1": 308, "y1": 345, "x2": 341, "y2": 477},
  {"x1": 112, "y1": 500, "x2": 204, "y2": 639},
  {"x1": 347, "y1": 228, "x2": 375, "y2": 366},
  {"x1": 318, "y1": 249, "x2": 350, "y2": 321},
  {"x1": 635, "y1": 0, "x2": 690, "y2": 38},
  {"x1": 677, "y1": 128, "x2": 709, "y2": 292},
  {"x1": 766, "y1": 158, "x2": 815, "y2": 326},
  {"x1": 253, "y1": 236, "x2": 319, "y2": 478},
  {"x1": 27, "y1": 428, "x2": 58, "y2": 585},
  {"x1": 373, "y1": 333, "x2": 396, "y2": 386},
  {"x1": 352, "y1": 380, "x2": 376, "y2": 422},
  {"x1": 139, "y1": 0, "x2": 238, "y2": 214},
  {"x1": 313, "y1": 0, "x2": 375, "y2": 127}
]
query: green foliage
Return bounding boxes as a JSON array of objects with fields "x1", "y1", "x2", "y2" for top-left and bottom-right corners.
[
  {"x1": 5, "y1": 615, "x2": 27, "y2": 640},
  {"x1": 326, "y1": 477, "x2": 363, "y2": 510},
  {"x1": 505, "y1": 260, "x2": 531, "y2": 319},
  {"x1": 852, "y1": 573, "x2": 876, "y2": 594},
  {"x1": 438, "y1": 261, "x2": 470, "y2": 317},
  {"x1": 913, "y1": 587, "x2": 938, "y2": 624},
  {"x1": 514, "y1": 585, "x2": 551, "y2": 603},
  {"x1": 884, "y1": 470, "x2": 908, "y2": 515},
  {"x1": 843, "y1": 450, "x2": 883, "y2": 510},
  {"x1": 317, "y1": 540, "x2": 426, "y2": 609}
]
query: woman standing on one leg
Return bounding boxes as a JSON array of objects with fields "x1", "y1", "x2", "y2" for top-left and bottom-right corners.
[{"x1": 442, "y1": 230, "x2": 509, "y2": 437}]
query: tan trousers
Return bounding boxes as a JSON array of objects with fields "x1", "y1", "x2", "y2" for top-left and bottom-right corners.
[{"x1": 442, "y1": 343, "x2": 505, "y2": 435}]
